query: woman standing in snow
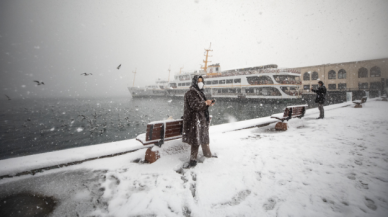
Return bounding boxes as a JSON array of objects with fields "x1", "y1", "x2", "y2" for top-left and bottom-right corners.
[{"x1": 182, "y1": 75, "x2": 215, "y2": 167}]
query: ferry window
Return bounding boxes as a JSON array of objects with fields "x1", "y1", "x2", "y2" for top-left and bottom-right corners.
[
  {"x1": 303, "y1": 72, "x2": 310, "y2": 81},
  {"x1": 303, "y1": 85, "x2": 310, "y2": 90},
  {"x1": 228, "y1": 88, "x2": 237, "y2": 93},
  {"x1": 237, "y1": 88, "x2": 241, "y2": 93},
  {"x1": 219, "y1": 80, "x2": 225, "y2": 84},
  {"x1": 280, "y1": 86, "x2": 300, "y2": 96},
  {"x1": 274, "y1": 75, "x2": 300, "y2": 84},
  {"x1": 247, "y1": 76, "x2": 273, "y2": 85},
  {"x1": 260, "y1": 87, "x2": 281, "y2": 96},
  {"x1": 234, "y1": 79, "x2": 241, "y2": 83},
  {"x1": 221, "y1": 88, "x2": 228, "y2": 93},
  {"x1": 312, "y1": 85, "x2": 318, "y2": 89},
  {"x1": 216, "y1": 67, "x2": 219, "y2": 71},
  {"x1": 328, "y1": 70, "x2": 336, "y2": 79},
  {"x1": 206, "y1": 81, "x2": 212, "y2": 85},
  {"x1": 358, "y1": 83, "x2": 368, "y2": 89},
  {"x1": 245, "y1": 88, "x2": 254, "y2": 93},
  {"x1": 370, "y1": 66, "x2": 381, "y2": 77},
  {"x1": 358, "y1": 67, "x2": 368, "y2": 78},
  {"x1": 328, "y1": 84, "x2": 336, "y2": 90},
  {"x1": 338, "y1": 83, "x2": 347, "y2": 89},
  {"x1": 178, "y1": 83, "x2": 182, "y2": 86},
  {"x1": 217, "y1": 89, "x2": 222, "y2": 93},
  {"x1": 212, "y1": 80, "x2": 219, "y2": 84},
  {"x1": 186, "y1": 82, "x2": 190, "y2": 86},
  {"x1": 338, "y1": 69, "x2": 346, "y2": 79},
  {"x1": 226, "y1": 79, "x2": 233, "y2": 84},
  {"x1": 370, "y1": 82, "x2": 381, "y2": 89},
  {"x1": 312, "y1": 72, "x2": 319, "y2": 80}
]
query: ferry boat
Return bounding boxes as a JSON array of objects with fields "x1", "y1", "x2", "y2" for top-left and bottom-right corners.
[
  {"x1": 128, "y1": 79, "x2": 169, "y2": 98},
  {"x1": 129, "y1": 44, "x2": 303, "y2": 101},
  {"x1": 166, "y1": 65, "x2": 303, "y2": 100}
]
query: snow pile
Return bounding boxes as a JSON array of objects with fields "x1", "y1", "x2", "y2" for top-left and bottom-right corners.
[{"x1": 0, "y1": 100, "x2": 387, "y2": 216}]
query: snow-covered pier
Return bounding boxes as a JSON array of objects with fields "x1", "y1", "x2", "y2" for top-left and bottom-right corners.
[{"x1": 0, "y1": 99, "x2": 387, "y2": 217}]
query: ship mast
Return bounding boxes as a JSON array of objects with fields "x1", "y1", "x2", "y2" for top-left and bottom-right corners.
[
  {"x1": 132, "y1": 68, "x2": 137, "y2": 88},
  {"x1": 201, "y1": 43, "x2": 212, "y2": 73}
]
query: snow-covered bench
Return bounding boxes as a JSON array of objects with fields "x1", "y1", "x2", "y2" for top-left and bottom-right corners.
[
  {"x1": 136, "y1": 117, "x2": 212, "y2": 163},
  {"x1": 136, "y1": 119, "x2": 183, "y2": 147},
  {"x1": 270, "y1": 105, "x2": 307, "y2": 130},
  {"x1": 136, "y1": 119, "x2": 183, "y2": 163},
  {"x1": 353, "y1": 96, "x2": 367, "y2": 108}
]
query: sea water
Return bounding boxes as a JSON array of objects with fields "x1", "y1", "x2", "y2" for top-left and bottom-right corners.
[{"x1": 0, "y1": 97, "x2": 298, "y2": 160}]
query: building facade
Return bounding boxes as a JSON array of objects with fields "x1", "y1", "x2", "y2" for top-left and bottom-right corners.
[{"x1": 291, "y1": 58, "x2": 388, "y2": 93}]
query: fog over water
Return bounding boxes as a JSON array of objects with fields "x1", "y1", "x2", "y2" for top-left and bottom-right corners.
[{"x1": 1, "y1": 0, "x2": 388, "y2": 99}]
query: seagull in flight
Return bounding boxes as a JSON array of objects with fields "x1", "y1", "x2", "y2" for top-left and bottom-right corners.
[
  {"x1": 33, "y1": 80, "x2": 45, "y2": 85},
  {"x1": 81, "y1": 73, "x2": 93, "y2": 76},
  {"x1": 5, "y1": 95, "x2": 11, "y2": 100},
  {"x1": 117, "y1": 64, "x2": 121, "y2": 70}
]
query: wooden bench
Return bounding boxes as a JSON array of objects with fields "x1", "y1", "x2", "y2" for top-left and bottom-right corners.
[
  {"x1": 353, "y1": 96, "x2": 367, "y2": 108},
  {"x1": 136, "y1": 119, "x2": 183, "y2": 163},
  {"x1": 381, "y1": 95, "x2": 387, "y2": 101},
  {"x1": 136, "y1": 119, "x2": 183, "y2": 147},
  {"x1": 136, "y1": 117, "x2": 212, "y2": 163},
  {"x1": 270, "y1": 105, "x2": 307, "y2": 130}
]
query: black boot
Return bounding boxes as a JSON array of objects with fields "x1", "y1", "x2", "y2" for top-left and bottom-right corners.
[{"x1": 189, "y1": 160, "x2": 197, "y2": 167}]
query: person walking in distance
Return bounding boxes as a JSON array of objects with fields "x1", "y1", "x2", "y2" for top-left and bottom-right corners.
[
  {"x1": 311, "y1": 81, "x2": 327, "y2": 119},
  {"x1": 182, "y1": 75, "x2": 215, "y2": 168}
]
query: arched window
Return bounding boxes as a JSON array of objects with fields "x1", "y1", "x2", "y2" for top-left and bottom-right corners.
[
  {"x1": 311, "y1": 72, "x2": 318, "y2": 80},
  {"x1": 303, "y1": 72, "x2": 310, "y2": 81},
  {"x1": 338, "y1": 69, "x2": 346, "y2": 79},
  {"x1": 328, "y1": 70, "x2": 336, "y2": 79},
  {"x1": 370, "y1": 66, "x2": 381, "y2": 77},
  {"x1": 358, "y1": 67, "x2": 368, "y2": 78}
]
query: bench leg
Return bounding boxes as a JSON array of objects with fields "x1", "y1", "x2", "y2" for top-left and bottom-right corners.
[
  {"x1": 354, "y1": 104, "x2": 362, "y2": 108},
  {"x1": 145, "y1": 147, "x2": 160, "y2": 164},
  {"x1": 275, "y1": 122, "x2": 288, "y2": 131}
]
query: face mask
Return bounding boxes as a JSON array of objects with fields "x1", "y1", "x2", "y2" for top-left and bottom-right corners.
[{"x1": 197, "y1": 82, "x2": 204, "y2": 89}]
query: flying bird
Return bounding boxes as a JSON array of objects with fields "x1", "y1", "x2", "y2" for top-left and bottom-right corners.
[
  {"x1": 33, "y1": 80, "x2": 45, "y2": 85},
  {"x1": 81, "y1": 73, "x2": 92, "y2": 76},
  {"x1": 117, "y1": 64, "x2": 121, "y2": 70},
  {"x1": 5, "y1": 95, "x2": 11, "y2": 100}
]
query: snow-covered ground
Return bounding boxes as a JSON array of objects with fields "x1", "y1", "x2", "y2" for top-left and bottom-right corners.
[{"x1": 1, "y1": 100, "x2": 387, "y2": 217}]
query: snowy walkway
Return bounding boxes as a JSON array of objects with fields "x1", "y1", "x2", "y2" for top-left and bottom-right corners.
[{"x1": 1, "y1": 100, "x2": 388, "y2": 217}]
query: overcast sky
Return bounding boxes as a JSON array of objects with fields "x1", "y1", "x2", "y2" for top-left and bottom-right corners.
[{"x1": 1, "y1": 0, "x2": 387, "y2": 99}]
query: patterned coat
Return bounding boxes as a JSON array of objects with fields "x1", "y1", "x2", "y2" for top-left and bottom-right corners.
[{"x1": 182, "y1": 87, "x2": 210, "y2": 146}]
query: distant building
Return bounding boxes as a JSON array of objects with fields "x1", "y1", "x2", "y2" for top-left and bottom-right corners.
[{"x1": 291, "y1": 58, "x2": 388, "y2": 94}]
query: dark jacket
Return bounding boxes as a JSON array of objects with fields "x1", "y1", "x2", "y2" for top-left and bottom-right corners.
[
  {"x1": 312, "y1": 85, "x2": 327, "y2": 104},
  {"x1": 182, "y1": 75, "x2": 210, "y2": 146}
]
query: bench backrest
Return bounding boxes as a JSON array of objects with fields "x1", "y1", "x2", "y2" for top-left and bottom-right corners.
[
  {"x1": 282, "y1": 106, "x2": 306, "y2": 119},
  {"x1": 145, "y1": 120, "x2": 183, "y2": 142},
  {"x1": 361, "y1": 97, "x2": 367, "y2": 103}
]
